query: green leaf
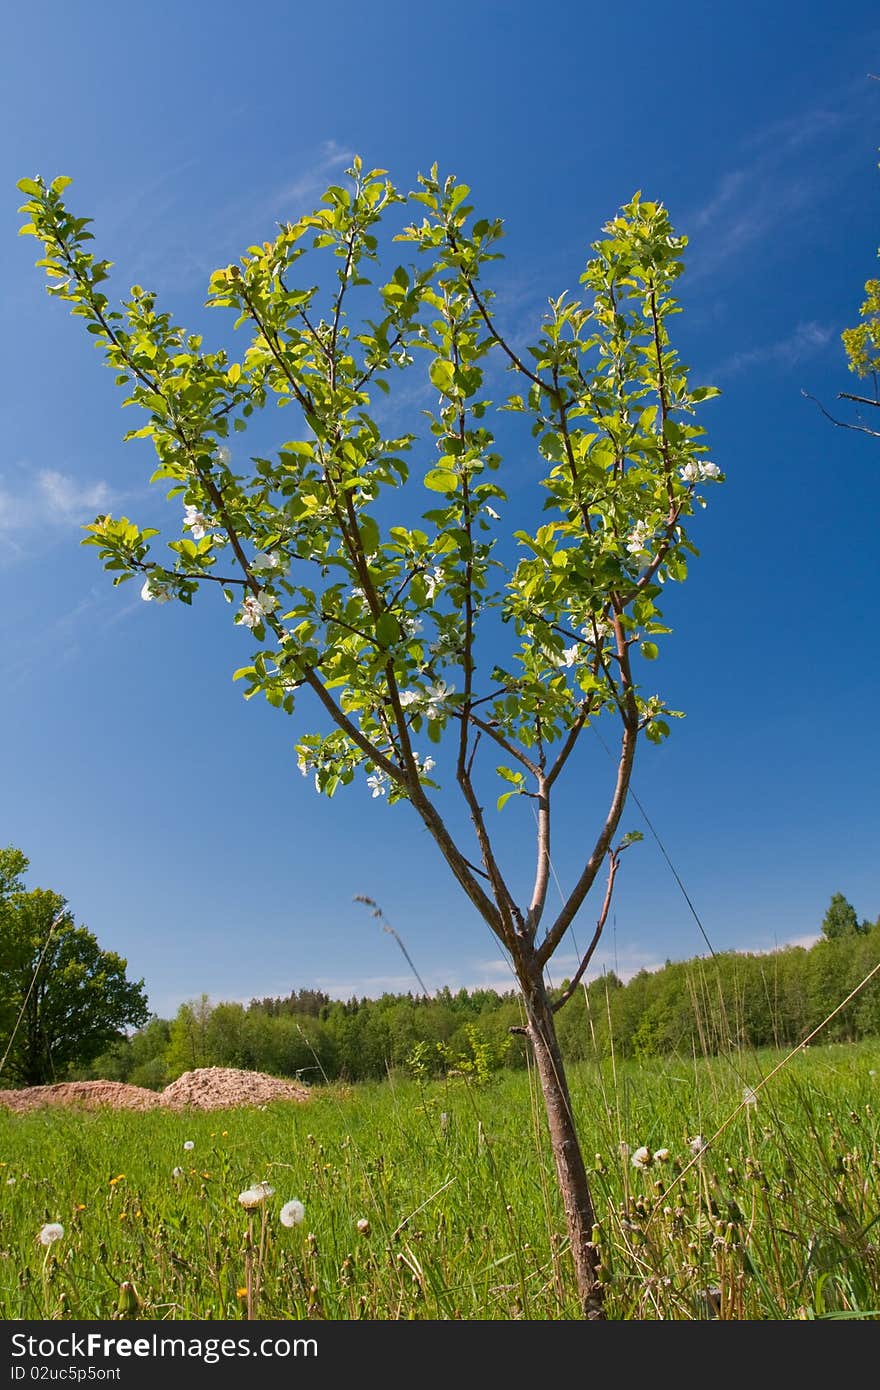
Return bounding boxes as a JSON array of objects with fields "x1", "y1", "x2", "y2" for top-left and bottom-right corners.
[
  {"x1": 496, "y1": 765, "x2": 524, "y2": 786},
  {"x1": 359, "y1": 515, "x2": 380, "y2": 555},
  {"x1": 429, "y1": 360, "x2": 456, "y2": 395},
  {"x1": 645, "y1": 718, "x2": 670, "y2": 744},
  {"x1": 17, "y1": 177, "x2": 41, "y2": 196},
  {"x1": 226, "y1": 362, "x2": 242, "y2": 384},
  {"x1": 497, "y1": 790, "x2": 519, "y2": 811},
  {"x1": 376, "y1": 613, "x2": 399, "y2": 647},
  {"x1": 423, "y1": 468, "x2": 458, "y2": 493}
]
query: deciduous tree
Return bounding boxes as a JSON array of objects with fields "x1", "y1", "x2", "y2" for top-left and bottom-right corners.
[
  {"x1": 18, "y1": 164, "x2": 722, "y2": 1314},
  {"x1": 0, "y1": 847, "x2": 149, "y2": 1085}
]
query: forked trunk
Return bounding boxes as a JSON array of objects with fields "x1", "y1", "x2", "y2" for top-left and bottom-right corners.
[{"x1": 522, "y1": 968, "x2": 604, "y2": 1319}]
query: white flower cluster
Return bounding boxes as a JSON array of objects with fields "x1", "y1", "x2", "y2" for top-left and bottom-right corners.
[
  {"x1": 397, "y1": 681, "x2": 454, "y2": 720},
  {"x1": 626, "y1": 520, "x2": 653, "y2": 557},
  {"x1": 140, "y1": 574, "x2": 173, "y2": 603},
  {"x1": 367, "y1": 751, "x2": 435, "y2": 799},
  {"x1": 251, "y1": 551, "x2": 284, "y2": 573},
  {"x1": 680, "y1": 460, "x2": 721, "y2": 483},
  {"x1": 239, "y1": 590, "x2": 278, "y2": 629},
  {"x1": 183, "y1": 504, "x2": 212, "y2": 541}
]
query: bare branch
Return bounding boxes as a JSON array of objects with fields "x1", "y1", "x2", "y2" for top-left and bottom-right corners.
[
  {"x1": 802, "y1": 389, "x2": 880, "y2": 439},
  {"x1": 552, "y1": 851, "x2": 619, "y2": 1011}
]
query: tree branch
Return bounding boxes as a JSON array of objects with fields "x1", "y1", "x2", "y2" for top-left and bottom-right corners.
[{"x1": 552, "y1": 850, "x2": 619, "y2": 1011}]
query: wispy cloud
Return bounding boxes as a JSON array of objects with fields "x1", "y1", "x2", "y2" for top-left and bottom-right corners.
[
  {"x1": 272, "y1": 139, "x2": 355, "y2": 214},
  {"x1": 0, "y1": 467, "x2": 113, "y2": 556},
  {"x1": 707, "y1": 320, "x2": 835, "y2": 381},
  {"x1": 3, "y1": 584, "x2": 142, "y2": 689},
  {"x1": 687, "y1": 80, "x2": 872, "y2": 282},
  {"x1": 90, "y1": 139, "x2": 357, "y2": 297}
]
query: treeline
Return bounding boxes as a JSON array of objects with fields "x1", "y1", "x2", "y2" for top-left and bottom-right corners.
[{"x1": 80, "y1": 908, "x2": 880, "y2": 1088}]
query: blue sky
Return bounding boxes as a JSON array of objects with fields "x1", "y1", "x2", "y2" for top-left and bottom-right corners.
[{"x1": 2, "y1": 1, "x2": 878, "y2": 1019}]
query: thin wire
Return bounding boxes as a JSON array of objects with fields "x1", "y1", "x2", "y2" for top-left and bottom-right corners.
[{"x1": 590, "y1": 726, "x2": 718, "y2": 959}]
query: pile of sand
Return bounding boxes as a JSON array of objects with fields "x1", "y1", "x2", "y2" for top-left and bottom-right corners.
[
  {"x1": 0, "y1": 1067, "x2": 309, "y2": 1113},
  {"x1": 160, "y1": 1067, "x2": 309, "y2": 1110},
  {"x1": 0, "y1": 1080, "x2": 164, "y2": 1113}
]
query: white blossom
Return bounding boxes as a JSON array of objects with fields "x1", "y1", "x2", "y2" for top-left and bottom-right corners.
[
  {"x1": 280, "y1": 1199, "x2": 305, "y2": 1228},
  {"x1": 679, "y1": 461, "x2": 700, "y2": 484},
  {"x1": 367, "y1": 773, "x2": 386, "y2": 799},
  {"x1": 426, "y1": 680, "x2": 454, "y2": 719},
  {"x1": 699, "y1": 461, "x2": 721, "y2": 481},
  {"x1": 404, "y1": 616, "x2": 424, "y2": 636},
  {"x1": 424, "y1": 567, "x2": 443, "y2": 601},
  {"x1": 485, "y1": 505, "x2": 500, "y2": 521},
  {"x1": 626, "y1": 520, "x2": 652, "y2": 557},
  {"x1": 239, "y1": 590, "x2": 277, "y2": 629},
  {"x1": 140, "y1": 575, "x2": 172, "y2": 604},
  {"x1": 421, "y1": 756, "x2": 436, "y2": 774},
  {"x1": 183, "y1": 504, "x2": 211, "y2": 540},
  {"x1": 37, "y1": 1223, "x2": 64, "y2": 1246},
  {"x1": 398, "y1": 689, "x2": 420, "y2": 708},
  {"x1": 561, "y1": 643, "x2": 580, "y2": 668},
  {"x1": 214, "y1": 445, "x2": 232, "y2": 466},
  {"x1": 251, "y1": 551, "x2": 283, "y2": 572}
]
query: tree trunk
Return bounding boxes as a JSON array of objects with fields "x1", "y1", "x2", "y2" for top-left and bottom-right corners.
[{"x1": 520, "y1": 964, "x2": 604, "y2": 1319}]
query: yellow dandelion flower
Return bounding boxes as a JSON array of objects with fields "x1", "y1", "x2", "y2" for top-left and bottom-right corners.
[
  {"x1": 236, "y1": 1287, "x2": 248, "y2": 1299},
  {"x1": 109, "y1": 1174, "x2": 125, "y2": 1186},
  {"x1": 119, "y1": 1211, "x2": 127, "y2": 1221}
]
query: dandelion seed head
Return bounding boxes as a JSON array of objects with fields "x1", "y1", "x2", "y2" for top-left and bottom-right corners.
[
  {"x1": 238, "y1": 1181, "x2": 275, "y2": 1209},
  {"x1": 37, "y1": 1222, "x2": 64, "y2": 1247},
  {"x1": 280, "y1": 1198, "x2": 305, "y2": 1227}
]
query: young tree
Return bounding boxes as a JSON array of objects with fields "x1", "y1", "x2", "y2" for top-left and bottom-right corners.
[
  {"x1": 0, "y1": 847, "x2": 149, "y2": 1085},
  {"x1": 821, "y1": 891, "x2": 865, "y2": 940},
  {"x1": 18, "y1": 164, "x2": 722, "y2": 1315}
]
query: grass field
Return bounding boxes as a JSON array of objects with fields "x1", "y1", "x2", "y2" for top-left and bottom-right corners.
[{"x1": 2, "y1": 1041, "x2": 879, "y2": 1320}]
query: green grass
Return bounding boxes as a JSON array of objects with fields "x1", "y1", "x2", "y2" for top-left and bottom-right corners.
[{"x1": 2, "y1": 1041, "x2": 879, "y2": 1320}]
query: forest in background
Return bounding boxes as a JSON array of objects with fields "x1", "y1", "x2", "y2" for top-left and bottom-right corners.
[{"x1": 72, "y1": 898, "x2": 880, "y2": 1088}]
